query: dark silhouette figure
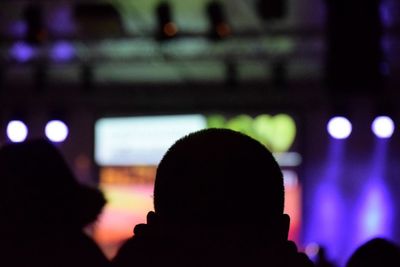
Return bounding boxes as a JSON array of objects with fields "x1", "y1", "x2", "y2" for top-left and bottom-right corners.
[
  {"x1": 113, "y1": 128, "x2": 313, "y2": 267},
  {"x1": 0, "y1": 139, "x2": 110, "y2": 267},
  {"x1": 346, "y1": 237, "x2": 400, "y2": 267}
]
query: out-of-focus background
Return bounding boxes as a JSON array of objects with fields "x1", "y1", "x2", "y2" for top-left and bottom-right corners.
[{"x1": 1, "y1": 0, "x2": 400, "y2": 265}]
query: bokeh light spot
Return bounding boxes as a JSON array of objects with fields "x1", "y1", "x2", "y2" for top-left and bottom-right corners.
[
  {"x1": 327, "y1": 117, "x2": 352, "y2": 139},
  {"x1": 45, "y1": 120, "x2": 69, "y2": 142},
  {"x1": 7, "y1": 120, "x2": 28, "y2": 143},
  {"x1": 371, "y1": 116, "x2": 394, "y2": 138}
]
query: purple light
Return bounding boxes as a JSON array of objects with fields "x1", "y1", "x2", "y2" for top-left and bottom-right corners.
[
  {"x1": 45, "y1": 120, "x2": 69, "y2": 143},
  {"x1": 51, "y1": 41, "x2": 75, "y2": 62},
  {"x1": 354, "y1": 180, "x2": 394, "y2": 243},
  {"x1": 327, "y1": 117, "x2": 352, "y2": 139},
  {"x1": 380, "y1": 61, "x2": 390, "y2": 76},
  {"x1": 305, "y1": 243, "x2": 320, "y2": 259},
  {"x1": 353, "y1": 139, "x2": 394, "y2": 244},
  {"x1": 303, "y1": 140, "x2": 346, "y2": 264},
  {"x1": 380, "y1": 5, "x2": 391, "y2": 26},
  {"x1": 364, "y1": 188, "x2": 386, "y2": 233},
  {"x1": 304, "y1": 120, "x2": 396, "y2": 266},
  {"x1": 343, "y1": 138, "x2": 395, "y2": 265},
  {"x1": 47, "y1": 6, "x2": 76, "y2": 35},
  {"x1": 371, "y1": 116, "x2": 394, "y2": 138},
  {"x1": 8, "y1": 20, "x2": 27, "y2": 37},
  {"x1": 10, "y1": 42, "x2": 35, "y2": 62},
  {"x1": 7, "y1": 120, "x2": 28, "y2": 143}
]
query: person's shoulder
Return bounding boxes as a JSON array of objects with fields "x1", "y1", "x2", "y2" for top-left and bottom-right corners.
[
  {"x1": 112, "y1": 235, "x2": 154, "y2": 267},
  {"x1": 62, "y1": 231, "x2": 111, "y2": 267}
]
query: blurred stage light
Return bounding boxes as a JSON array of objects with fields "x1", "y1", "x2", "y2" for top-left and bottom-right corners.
[
  {"x1": 206, "y1": 1, "x2": 231, "y2": 40},
  {"x1": 305, "y1": 243, "x2": 320, "y2": 259},
  {"x1": 10, "y1": 42, "x2": 35, "y2": 62},
  {"x1": 371, "y1": 116, "x2": 394, "y2": 138},
  {"x1": 163, "y1": 22, "x2": 178, "y2": 37},
  {"x1": 7, "y1": 120, "x2": 28, "y2": 143},
  {"x1": 327, "y1": 116, "x2": 352, "y2": 139},
  {"x1": 45, "y1": 120, "x2": 69, "y2": 142},
  {"x1": 156, "y1": 2, "x2": 178, "y2": 40},
  {"x1": 51, "y1": 41, "x2": 75, "y2": 62}
]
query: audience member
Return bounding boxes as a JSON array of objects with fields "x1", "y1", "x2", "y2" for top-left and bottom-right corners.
[
  {"x1": 113, "y1": 128, "x2": 314, "y2": 267},
  {"x1": 346, "y1": 237, "x2": 400, "y2": 267},
  {"x1": 0, "y1": 139, "x2": 110, "y2": 267}
]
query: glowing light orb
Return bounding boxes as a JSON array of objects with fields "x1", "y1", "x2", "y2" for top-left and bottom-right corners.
[
  {"x1": 7, "y1": 120, "x2": 28, "y2": 143},
  {"x1": 371, "y1": 116, "x2": 394, "y2": 138},
  {"x1": 51, "y1": 41, "x2": 75, "y2": 61},
  {"x1": 327, "y1": 117, "x2": 352, "y2": 139},
  {"x1": 10, "y1": 42, "x2": 35, "y2": 62},
  {"x1": 45, "y1": 120, "x2": 69, "y2": 142}
]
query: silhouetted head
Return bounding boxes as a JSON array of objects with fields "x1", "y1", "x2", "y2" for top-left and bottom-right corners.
[
  {"x1": 346, "y1": 238, "x2": 400, "y2": 267},
  {"x1": 154, "y1": 128, "x2": 286, "y2": 237},
  {"x1": 0, "y1": 139, "x2": 105, "y2": 233}
]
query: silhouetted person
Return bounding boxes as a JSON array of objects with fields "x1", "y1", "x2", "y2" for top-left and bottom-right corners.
[
  {"x1": 346, "y1": 237, "x2": 400, "y2": 267},
  {"x1": 0, "y1": 139, "x2": 110, "y2": 267},
  {"x1": 113, "y1": 128, "x2": 313, "y2": 267}
]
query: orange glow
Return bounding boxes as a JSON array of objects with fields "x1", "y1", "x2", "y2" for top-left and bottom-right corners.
[
  {"x1": 92, "y1": 166, "x2": 156, "y2": 259},
  {"x1": 216, "y1": 22, "x2": 231, "y2": 37},
  {"x1": 163, "y1": 22, "x2": 178, "y2": 37},
  {"x1": 285, "y1": 182, "x2": 302, "y2": 242}
]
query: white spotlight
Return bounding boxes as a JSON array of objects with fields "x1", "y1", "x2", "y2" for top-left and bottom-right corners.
[
  {"x1": 45, "y1": 120, "x2": 69, "y2": 142},
  {"x1": 372, "y1": 116, "x2": 394, "y2": 138},
  {"x1": 327, "y1": 116, "x2": 352, "y2": 139},
  {"x1": 7, "y1": 120, "x2": 28, "y2": 143}
]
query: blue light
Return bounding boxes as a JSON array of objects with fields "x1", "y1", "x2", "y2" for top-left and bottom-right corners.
[
  {"x1": 380, "y1": 3, "x2": 394, "y2": 27},
  {"x1": 309, "y1": 183, "x2": 345, "y2": 260},
  {"x1": 9, "y1": 21, "x2": 27, "y2": 37},
  {"x1": 48, "y1": 7, "x2": 75, "y2": 35},
  {"x1": 351, "y1": 139, "x2": 394, "y2": 258},
  {"x1": 355, "y1": 181, "x2": 393, "y2": 241},
  {"x1": 303, "y1": 140, "x2": 346, "y2": 264},
  {"x1": 364, "y1": 189, "x2": 384, "y2": 233},
  {"x1": 10, "y1": 42, "x2": 35, "y2": 62},
  {"x1": 51, "y1": 41, "x2": 75, "y2": 62},
  {"x1": 304, "y1": 124, "x2": 396, "y2": 266}
]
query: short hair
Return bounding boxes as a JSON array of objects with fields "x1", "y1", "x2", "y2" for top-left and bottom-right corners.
[
  {"x1": 346, "y1": 238, "x2": 400, "y2": 267},
  {"x1": 154, "y1": 128, "x2": 284, "y2": 224}
]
